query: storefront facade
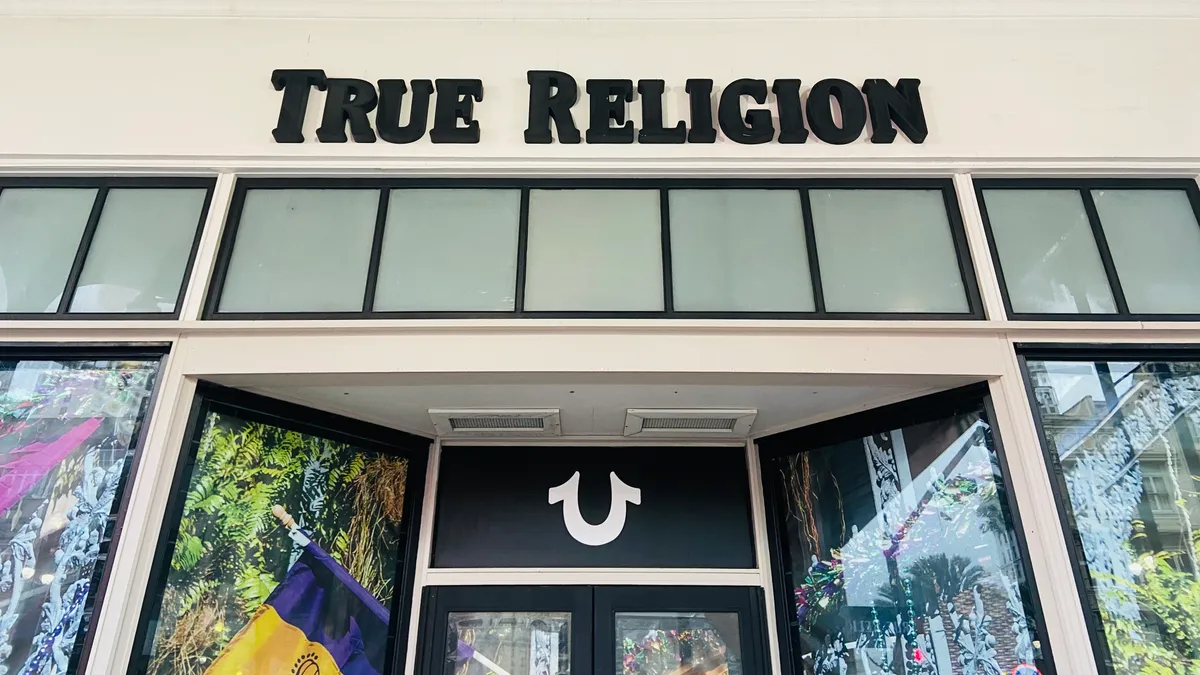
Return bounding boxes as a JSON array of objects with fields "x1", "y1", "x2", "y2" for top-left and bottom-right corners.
[{"x1": 1, "y1": 2, "x2": 1199, "y2": 674}]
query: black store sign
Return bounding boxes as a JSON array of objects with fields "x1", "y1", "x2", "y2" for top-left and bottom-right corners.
[{"x1": 432, "y1": 446, "x2": 755, "y2": 569}]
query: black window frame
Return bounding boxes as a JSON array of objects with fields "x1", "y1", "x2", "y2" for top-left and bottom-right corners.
[
  {"x1": 125, "y1": 382, "x2": 430, "y2": 675},
  {"x1": 1015, "y1": 343, "x2": 1200, "y2": 675},
  {"x1": 417, "y1": 585, "x2": 594, "y2": 675},
  {"x1": 416, "y1": 585, "x2": 767, "y2": 675},
  {"x1": 0, "y1": 343, "x2": 171, "y2": 675},
  {"x1": 594, "y1": 585, "x2": 768, "y2": 675},
  {"x1": 204, "y1": 178, "x2": 984, "y2": 321},
  {"x1": 0, "y1": 177, "x2": 216, "y2": 320},
  {"x1": 756, "y1": 382, "x2": 1057, "y2": 675},
  {"x1": 975, "y1": 177, "x2": 1200, "y2": 321}
]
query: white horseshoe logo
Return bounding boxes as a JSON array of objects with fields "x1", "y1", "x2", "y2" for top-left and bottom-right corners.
[{"x1": 547, "y1": 471, "x2": 642, "y2": 546}]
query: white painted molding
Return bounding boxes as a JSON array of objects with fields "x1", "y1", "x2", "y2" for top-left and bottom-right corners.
[
  {"x1": 1, "y1": 0, "x2": 1198, "y2": 18},
  {"x1": 1, "y1": 157, "x2": 1199, "y2": 177}
]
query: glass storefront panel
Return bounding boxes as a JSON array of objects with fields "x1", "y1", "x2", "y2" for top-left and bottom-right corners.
[
  {"x1": 668, "y1": 189, "x2": 815, "y2": 312},
  {"x1": 808, "y1": 189, "x2": 970, "y2": 314},
  {"x1": 980, "y1": 189, "x2": 1117, "y2": 315},
  {"x1": 447, "y1": 611, "x2": 572, "y2": 675},
  {"x1": 764, "y1": 397, "x2": 1046, "y2": 675},
  {"x1": 616, "y1": 612, "x2": 741, "y2": 675},
  {"x1": 137, "y1": 404, "x2": 415, "y2": 675},
  {"x1": 523, "y1": 189, "x2": 664, "y2": 312},
  {"x1": 1026, "y1": 357, "x2": 1200, "y2": 673},
  {"x1": 219, "y1": 188, "x2": 379, "y2": 313},
  {"x1": 1091, "y1": 189, "x2": 1200, "y2": 314},
  {"x1": 206, "y1": 180, "x2": 981, "y2": 319},
  {"x1": 978, "y1": 180, "x2": 1200, "y2": 318},
  {"x1": 374, "y1": 189, "x2": 521, "y2": 312},
  {"x1": 0, "y1": 355, "x2": 161, "y2": 673},
  {"x1": 0, "y1": 189, "x2": 97, "y2": 313},
  {"x1": 69, "y1": 188, "x2": 209, "y2": 314}
]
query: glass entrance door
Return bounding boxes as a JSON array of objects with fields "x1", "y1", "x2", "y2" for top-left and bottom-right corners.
[{"x1": 418, "y1": 586, "x2": 766, "y2": 675}]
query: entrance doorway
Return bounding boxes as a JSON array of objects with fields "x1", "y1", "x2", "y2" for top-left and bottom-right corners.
[{"x1": 417, "y1": 586, "x2": 767, "y2": 675}]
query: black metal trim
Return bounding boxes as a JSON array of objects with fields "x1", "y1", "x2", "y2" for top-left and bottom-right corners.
[
  {"x1": 59, "y1": 188, "x2": 109, "y2": 314},
  {"x1": 1079, "y1": 188, "x2": 1131, "y2": 315},
  {"x1": 417, "y1": 585, "x2": 594, "y2": 675},
  {"x1": 204, "y1": 178, "x2": 984, "y2": 321},
  {"x1": 659, "y1": 188, "x2": 675, "y2": 313},
  {"x1": 0, "y1": 346, "x2": 170, "y2": 675},
  {"x1": 0, "y1": 344, "x2": 172, "y2": 360},
  {"x1": 1015, "y1": 342, "x2": 1200, "y2": 360},
  {"x1": 0, "y1": 177, "x2": 217, "y2": 321},
  {"x1": 975, "y1": 177, "x2": 1200, "y2": 321},
  {"x1": 798, "y1": 189, "x2": 826, "y2": 313},
  {"x1": 513, "y1": 188, "x2": 531, "y2": 313},
  {"x1": 1014, "y1": 351, "x2": 1119, "y2": 675},
  {"x1": 124, "y1": 382, "x2": 431, "y2": 675},
  {"x1": 756, "y1": 382, "x2": 1057, "y2": 675},
  {"x1": 362, "y1": 188, "x2": 392, "y2": 312}
]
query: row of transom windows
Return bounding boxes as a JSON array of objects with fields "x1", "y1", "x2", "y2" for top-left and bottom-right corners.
[{"x1": 1, "y1": 177, "x2": 1198, "y2": 320}]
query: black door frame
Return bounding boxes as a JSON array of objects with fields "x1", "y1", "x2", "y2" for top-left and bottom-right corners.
[{"x1": 417, "y1": 585, "x2": 767, "y2": 675}]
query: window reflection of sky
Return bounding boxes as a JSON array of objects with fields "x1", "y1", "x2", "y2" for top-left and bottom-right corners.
[{"x1": 1042, "y1": 361, "x2": 1139, "y2": 413}]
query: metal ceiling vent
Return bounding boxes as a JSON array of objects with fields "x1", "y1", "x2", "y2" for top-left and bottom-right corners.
[
  {"x1": 429, "y1": 408, "x2": 562, "y2": 438},
  {"x1": 623, "y1": 409, "x2": 757, "y2": 438}
]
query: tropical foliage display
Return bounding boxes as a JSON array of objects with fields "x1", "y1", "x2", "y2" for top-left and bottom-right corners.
[{"x1": 145, "y1": 410, "x2": 409, "y2": 675}]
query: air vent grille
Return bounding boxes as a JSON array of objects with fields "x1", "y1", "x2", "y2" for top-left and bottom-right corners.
[
  {"x1": 640, "y1": 417, "x2": 738, "y2": 431},
  {"x1": 430, "y1": 409, "x2": 561, "y2": 437},
  {"x1": 449, "y1": 416, "x2": 544, "y2": 430},
  {"x1": 624, "y1": 409, "x2": 757, "y2": 438}
]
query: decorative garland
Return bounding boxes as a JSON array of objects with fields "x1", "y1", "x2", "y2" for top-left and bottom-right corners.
[
  {"x1": 793, "y1": 465, "x2": 993, "y2": 628},
  {"x1": 795, "y1": 551, "x2": 844, "y2": 625},
  {"x1": 0, "y1": 366, "x2": 148, "y2": 434},
  {"x1": 621, "y1": 628, "x2": 729, "y2": 675}
]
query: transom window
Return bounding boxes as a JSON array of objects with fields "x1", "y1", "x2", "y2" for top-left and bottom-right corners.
[
  {"x1": 976, "y1": 179, "x2": 1200, "y2": 319},
  {"x1": 205, "y1": 179, "x2": 983, "y2": 320},
  {"x1": 0, "y1": 178, "x2": 214, "y2": 318}
]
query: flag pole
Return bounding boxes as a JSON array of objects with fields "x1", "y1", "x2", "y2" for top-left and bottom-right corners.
[
  {"x1": 272, "y1": 504, "x2": 311, "y2": 546},
  {"x1": 457, "y1": 640, "x2": 514, "y2": 675}
]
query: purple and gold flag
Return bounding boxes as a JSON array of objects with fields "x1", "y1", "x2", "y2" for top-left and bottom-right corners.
[{"x1": 205, "y1": 539, "x2": 389, "y2": 675}]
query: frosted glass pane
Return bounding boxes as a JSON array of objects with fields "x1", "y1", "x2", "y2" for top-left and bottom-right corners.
[
  {"x1": 374, "y1": 189, "x2": 520, "y2": 311},
  {"x1": 983, "y1": 190, "x2": 1116, "y2": 314},
  {"x1": 524, "y1": 190, "x2": 663, "y2": 311},
  {"x1": 809, "y1": 189, "x2": 969, "y2": 313},
  {"x1": 219, "y1": 189, "x2": 378, "y2": 313},
  {"x1": 1093, "y1": 189, "x2": 1200, "y2": 313},
  {"x1": 669, "y1": 190, "x2": 814, "y2": 311},
  {"x1": 0, "y1": 188, "x2": 96, "y2": 313},
  {"x1": 70, "y1": 188, "x2": 207, "y2": 313}
]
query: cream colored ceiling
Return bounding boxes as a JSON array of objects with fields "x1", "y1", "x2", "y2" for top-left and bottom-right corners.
[{"x1": 210, "y1": 372, "x2": 982, "y2": 439}]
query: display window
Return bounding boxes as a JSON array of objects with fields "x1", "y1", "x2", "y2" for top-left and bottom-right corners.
[
  {"x1": 0, "y1": 349, "x2": 165, "y2": 675},
  {"x1": 758, "y1": 385, "x2": 1050, "y2": 675},
  {"x1": 1020, "y1": 349, "x2": 1200, "y2": 674},
  {"x1": 128, "y1": 385, "x2": 428, "y2": 675}
]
